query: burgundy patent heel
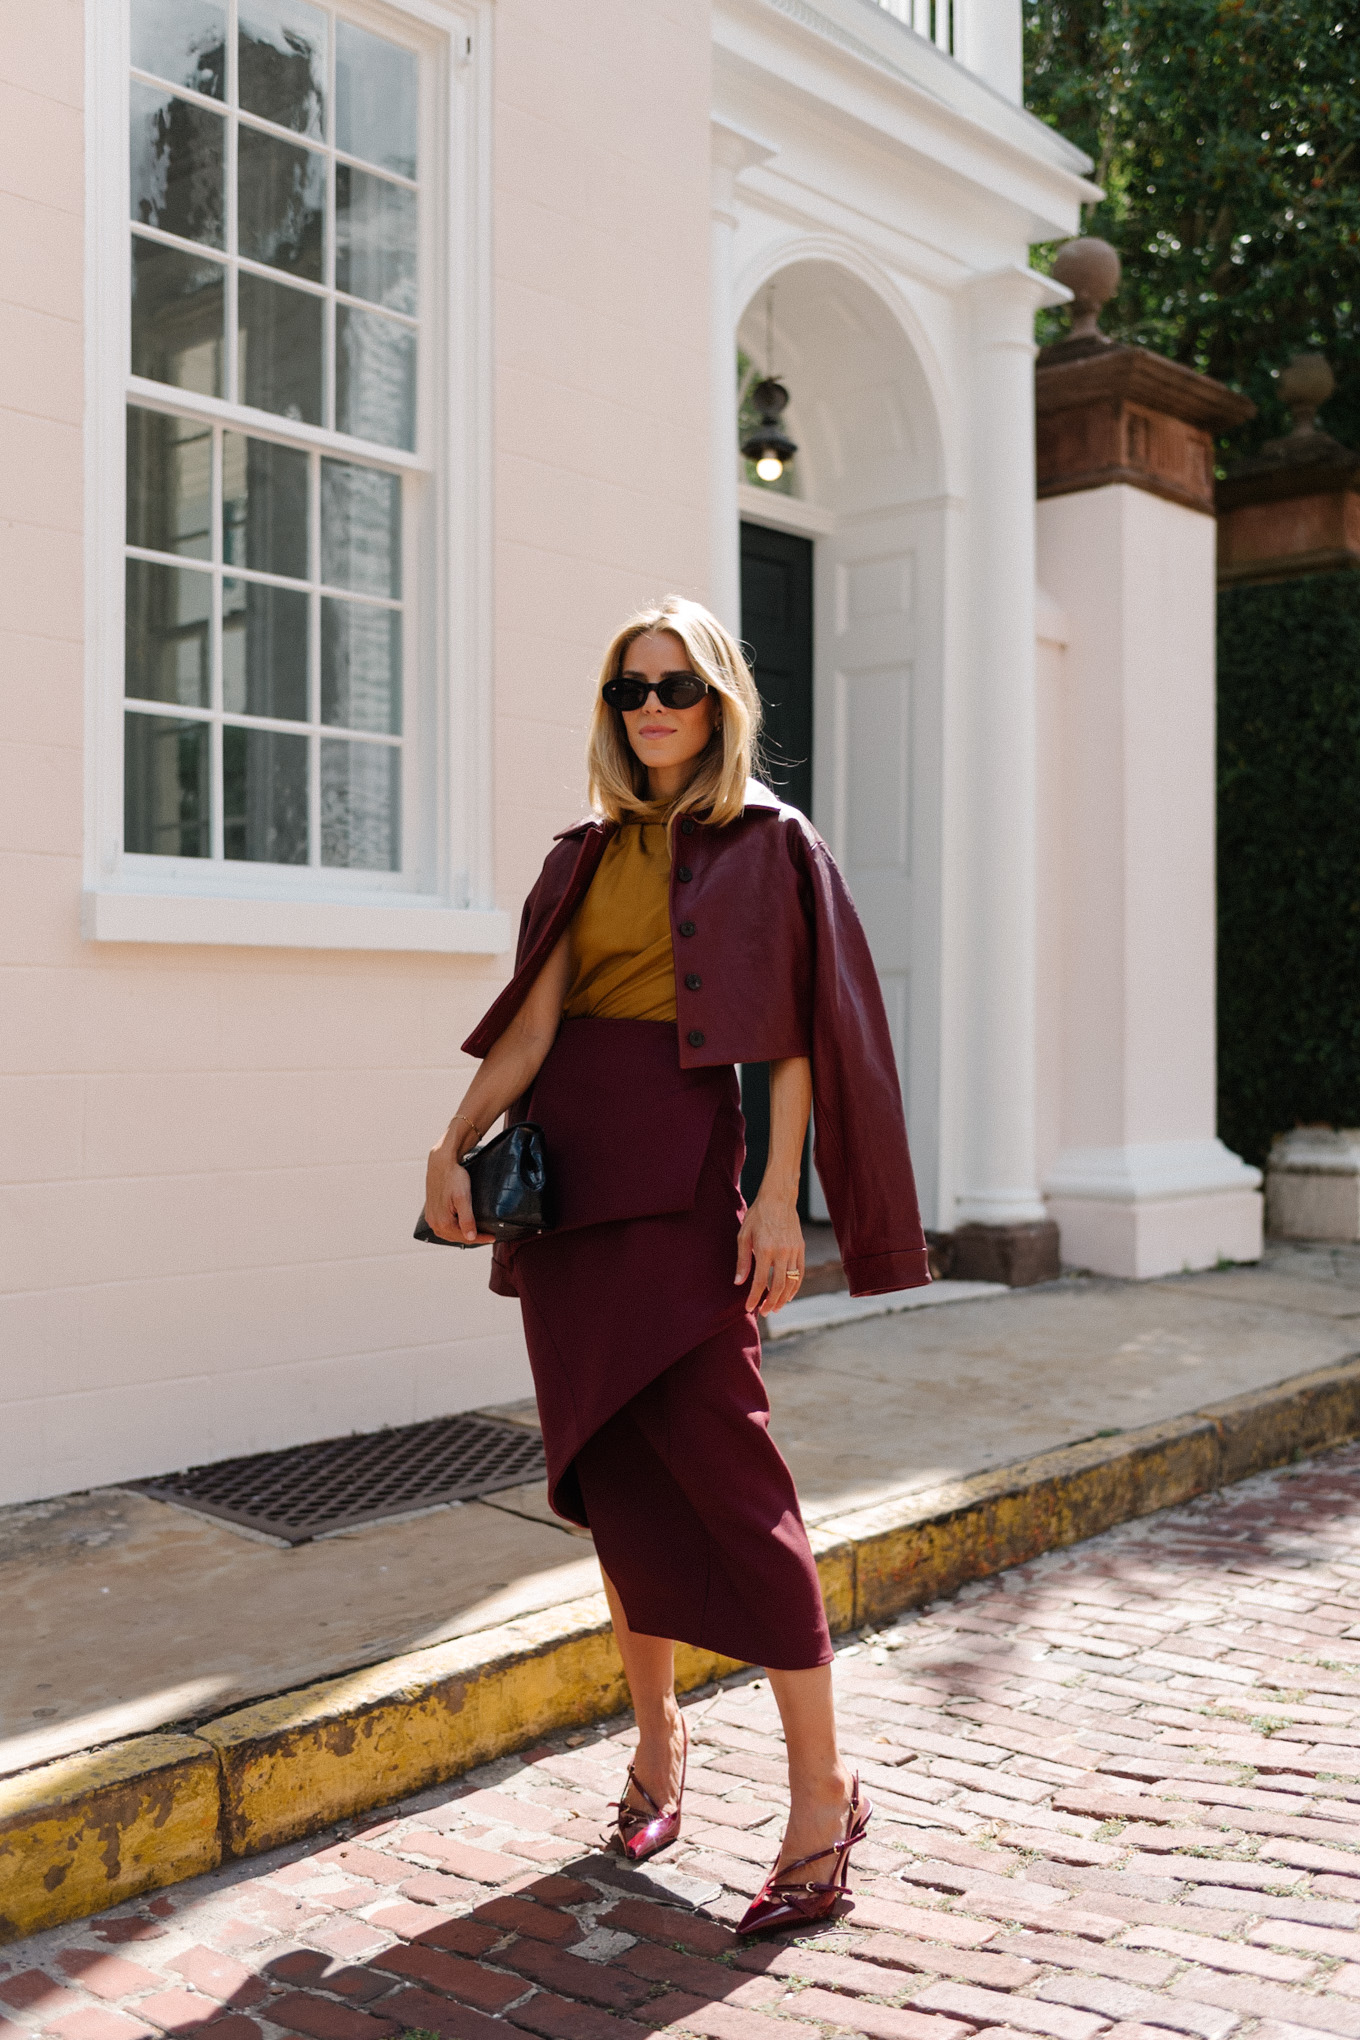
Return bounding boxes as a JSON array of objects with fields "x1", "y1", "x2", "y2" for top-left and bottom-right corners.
[
  {"x1": 738, "y1": 1774, "x2": 872, "y2": 1936},
  {"x1": 610, "y1": 1713, "x2": 688, "y2": 1863}
]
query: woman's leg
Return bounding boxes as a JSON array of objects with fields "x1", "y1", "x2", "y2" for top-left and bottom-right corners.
[
  {"x1": 766, "y1": 1663, "x2": 854, "y2": 1875},
  {"x1": 602, "y1": 1571, "x2": 686, "y2": 1811}
]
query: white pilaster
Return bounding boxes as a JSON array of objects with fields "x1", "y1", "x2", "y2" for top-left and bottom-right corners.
[
  {"x1": 946, "y1": 266, "x2": 1065, "y2": 1229},
  {"x1": 709, "y1": 120, "x2": 775, "y2": 633}
]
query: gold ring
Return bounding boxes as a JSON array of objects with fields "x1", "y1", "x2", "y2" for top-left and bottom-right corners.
[{"x1": 787, "y1": 1269, "x2": 801, "y2": 1279}]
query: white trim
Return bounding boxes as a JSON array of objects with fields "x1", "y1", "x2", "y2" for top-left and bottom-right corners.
[
  {"x1": 737, "y1": 483, "x2": 835, "y2": 536},
  {"x1": 765, "y1": 1277, "x2": 1007, "y2": 1340},
  {"x1": 84, "y1": 0, "x2": 496, "y2": 942},
  {"x1": 125, "y1": 377, "x2": 430, "y2": 470},
  {"x1": 1043, "y1": 1140, "x2": 1263, "y2": 1205},
  {"x1": 82, "y1": 889, "x2": 511, "y2": 953}
]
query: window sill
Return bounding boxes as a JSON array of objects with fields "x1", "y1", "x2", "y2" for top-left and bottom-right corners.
[{"x1": 82, "y1": 888, "x2": 513, "y2": 955}]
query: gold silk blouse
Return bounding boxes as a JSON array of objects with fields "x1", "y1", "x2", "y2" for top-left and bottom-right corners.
[{"x1": 562, "y1": 822, "x2": 677, "y2": 1023}]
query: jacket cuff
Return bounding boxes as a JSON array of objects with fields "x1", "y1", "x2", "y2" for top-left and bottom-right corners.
[
  {"x1": 843, "y1": 1247, "x2": 932, "y2": 1297},
  {"x1": 488, "y1": 1251, "x2": 519, "y2": 1299}
]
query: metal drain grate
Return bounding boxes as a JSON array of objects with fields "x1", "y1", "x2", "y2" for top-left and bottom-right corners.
[{"x1": 132, "y1": 1411, "x2": 546, "y2": 1545}]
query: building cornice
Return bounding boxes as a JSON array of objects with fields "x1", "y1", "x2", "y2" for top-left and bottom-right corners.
[{"x1": 715, "y1": 0, "x2": 1099, "y2": 240}]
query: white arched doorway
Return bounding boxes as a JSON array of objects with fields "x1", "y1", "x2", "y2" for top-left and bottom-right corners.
[{"x1": 735, "y1": 257, "x2": 946, "y2": 1221}]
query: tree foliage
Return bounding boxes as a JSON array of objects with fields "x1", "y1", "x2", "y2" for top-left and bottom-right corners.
[{"x1": 1024, "y1": 0, "x2": 1360, "y2": 455}]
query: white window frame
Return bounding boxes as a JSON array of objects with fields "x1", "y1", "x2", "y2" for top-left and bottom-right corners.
[{"x1": 82, "y1": 0, "x2": 508, "y2": 954}]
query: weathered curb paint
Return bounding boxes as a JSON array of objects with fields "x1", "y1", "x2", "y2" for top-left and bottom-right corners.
[
  {"x1": 0, "y1": 1736, "x2": 220, "y2": 1942},
  {"x1": 198, "y1": 1596, "x2": 744, "y2": 1859},
  {"x1": 7, "y1": 1352, "x2": 1360, "y2": 1941}
]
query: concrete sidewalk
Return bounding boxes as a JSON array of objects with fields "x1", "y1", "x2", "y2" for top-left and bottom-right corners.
[{"x1": 7, "y1": 1242, "x2": 1360, "y2": 1786}]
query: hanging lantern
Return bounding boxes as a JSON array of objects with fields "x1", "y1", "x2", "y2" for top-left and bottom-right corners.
[{"x1": 741, "y1": 376, "x2": 797, "y2": 482}]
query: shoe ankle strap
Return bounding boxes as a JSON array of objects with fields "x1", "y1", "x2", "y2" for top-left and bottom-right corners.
[{"x1": 616, "y1": 1765, "x2": 660, "y2": 1818}]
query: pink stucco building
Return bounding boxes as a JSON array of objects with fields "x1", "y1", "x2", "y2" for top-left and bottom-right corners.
[{"x1": 0, "y1": 0, "x2": 1261, "y2": 1508}]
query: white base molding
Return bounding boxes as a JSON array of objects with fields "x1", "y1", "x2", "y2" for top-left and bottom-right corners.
[
  {"x1": 1043, "y1": 1140, "x2": 1264, "y2": 1279},
  {"x1": 82, "y1": 889, "x2": 513, "y2": 954}
]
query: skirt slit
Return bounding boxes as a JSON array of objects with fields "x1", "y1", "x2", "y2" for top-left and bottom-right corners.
[{"x1": 571, "y1": 1314, "x2": 832, "y2": 1670}]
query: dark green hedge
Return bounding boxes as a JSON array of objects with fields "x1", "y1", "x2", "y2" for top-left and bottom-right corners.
[{"x1": 1218, "y1": 571, "x2": 1360, "y2": 1168}]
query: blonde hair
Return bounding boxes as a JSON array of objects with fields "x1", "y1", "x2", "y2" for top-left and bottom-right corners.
[{"x1": 586, "y1": 596, "x2": 762, "y2": 827}]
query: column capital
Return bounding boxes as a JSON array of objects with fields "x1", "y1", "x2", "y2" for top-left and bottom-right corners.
[
  {"x1": 711, "y1": 116, "x2": 777, "y2": 174},
  {"x1": 711, "y1": 117, "x2": 776, "y2": 222},
  {"x1": 966, "y1": 263, "x2": 1070, "y2": 349},
  {"x1": 1036, "y1": 343, "x2": 1254, "y2": 515}
]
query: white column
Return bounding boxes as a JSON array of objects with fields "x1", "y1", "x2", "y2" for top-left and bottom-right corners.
[
  {"x1": 947, "y1": 266, "x2": 1065, "y2": 1230},
  {"x1": 952, "y1": 0, "x2": 1023, "y2": 100},
  {"x1": 709, "y1": 120, "x2": 775, "y2": 633}
]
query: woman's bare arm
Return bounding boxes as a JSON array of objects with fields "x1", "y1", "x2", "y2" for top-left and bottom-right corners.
[
  {"x1": 734, "y1": 1054, "x2": 811, "y2": 1314},
  {"x1": 424, "y1": 931, "x2": 571, "y2": 1244}
]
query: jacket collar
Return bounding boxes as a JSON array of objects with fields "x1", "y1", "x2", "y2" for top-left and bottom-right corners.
[
  {"x1": 741, "y1": 777, "x2": 783, "y2": 814},
  {"x1": 553, "y1": 778, "x2": 782, "y2": 843}
]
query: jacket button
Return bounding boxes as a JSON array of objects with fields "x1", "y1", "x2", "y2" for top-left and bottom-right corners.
[
  {"x1": 680, "y1": 817, "x2": 695, "y2": 836},
  {"x1": 676, "y1": 866, "x2": 692, "y2": 883},
  {"x1": 679, "y1": 919, "x2": 696, "y2": 937},
  {"x1": 685, "y1": 972, "x2": 702, "y2": 991},
  {"x1": 687, "y1": 1029, "x2": 706, "y2": 1048}
]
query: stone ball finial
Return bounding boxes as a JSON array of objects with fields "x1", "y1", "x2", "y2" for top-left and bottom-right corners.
[
  {"x1": 1277, "y1": 352, "x2": 1335, "y2": 436},
  {"x1": 1051, "y1": 237, "x2": 1121, "y2": 344}
]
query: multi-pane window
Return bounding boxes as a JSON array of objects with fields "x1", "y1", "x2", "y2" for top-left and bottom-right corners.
[{"x1": 124, "y1": 0, "x2": 419, "y2": 873}]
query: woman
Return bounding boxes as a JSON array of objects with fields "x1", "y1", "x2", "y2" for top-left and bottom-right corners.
[{"x1": 425, "y1": 597, "x2": 929, "y2": 1934}]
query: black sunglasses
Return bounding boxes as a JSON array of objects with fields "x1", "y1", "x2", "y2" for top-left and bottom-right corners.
[{"x1": 602, "y1": 672, "x2": 712, "y2": 712}]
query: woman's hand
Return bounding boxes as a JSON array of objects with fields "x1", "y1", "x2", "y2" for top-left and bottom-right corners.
[
  {"x1": 735, "y1": 1055, "x2": 812, "y2": 1314},
  {"x1": 735, "y1": 1191, "x2": 805, "y2": 1315},
  {"x1": 421, "y1": 931, "x2": 572, "y2": 1248},
  {"x1": 425, "y1": 1136, "x2": 495, "y2": 1247}
]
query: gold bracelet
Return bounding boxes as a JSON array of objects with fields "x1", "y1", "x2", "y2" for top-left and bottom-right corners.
[{"x1": 452, "y1": 1112, "x2": 480, "y2": 1148}]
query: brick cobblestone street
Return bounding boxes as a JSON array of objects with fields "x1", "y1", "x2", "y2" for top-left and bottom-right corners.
[{"x1": 13, "y1": 1445, "x2": 1360, "y2": 2040}]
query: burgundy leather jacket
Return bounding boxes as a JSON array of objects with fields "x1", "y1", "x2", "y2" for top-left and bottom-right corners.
[{"x1": 463, "y1": 780, "x2": 930, "y2": 1297}]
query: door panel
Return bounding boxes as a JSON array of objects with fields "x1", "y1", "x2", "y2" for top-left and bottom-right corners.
[{"x1": 819, "y1": 528, "x2": 917, "y2": 1096}]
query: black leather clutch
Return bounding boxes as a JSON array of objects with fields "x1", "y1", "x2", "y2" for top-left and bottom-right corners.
[{"x1": 414, "y1": 1122, "x2": 551, "y2": 1247}]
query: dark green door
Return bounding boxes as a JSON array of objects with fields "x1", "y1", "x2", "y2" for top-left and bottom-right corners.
[
  {"x1": 739, "y1": 520, "x2": 814, "y2": 1210},
  {"x1": 740, "y1": 522, "x2": 814, "y2": 817}
]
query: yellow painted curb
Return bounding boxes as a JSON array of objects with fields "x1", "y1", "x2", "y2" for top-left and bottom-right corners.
[
  {"x1": 7, "y1": 1351, "x2": 1360, "y2": 1943},
  {"x1": 1202, "y1": 1358, "x2": 1360, "y2": 1483},
  {"x1": 830, "y1": 1414, "x2": 1221, "y2": 1628},
  {"x1": 200, "y1": 1593, "x2": 748, "y2": 1859},
  {"x1": 0, "y1": 1735, "x2": 220, "y2": 1943}
]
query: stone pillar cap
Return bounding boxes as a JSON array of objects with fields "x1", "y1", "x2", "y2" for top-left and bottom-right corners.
[
  {"x1": 1269, "y1": 1127, "x2": 1360, "y2": 1173},
  {"x1": 1218, "y1": 354, "x2": 1357, "y2": 512},
  {"x1": 1037, "y1": 343, "x2": 1254, "y2": 513},
  {"x1": 1037, "y1": 342, "x2": 1255, "y2": 432}
]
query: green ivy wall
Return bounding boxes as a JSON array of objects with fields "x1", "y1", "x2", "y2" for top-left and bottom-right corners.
[{"x1": 1218, "y1": 572, "x2": 1360, "y2": 1168}]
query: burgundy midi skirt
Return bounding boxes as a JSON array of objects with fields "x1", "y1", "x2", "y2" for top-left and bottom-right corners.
[{"x1": 502, "y1": 1016, "x2": 831, "y2": 1671}]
